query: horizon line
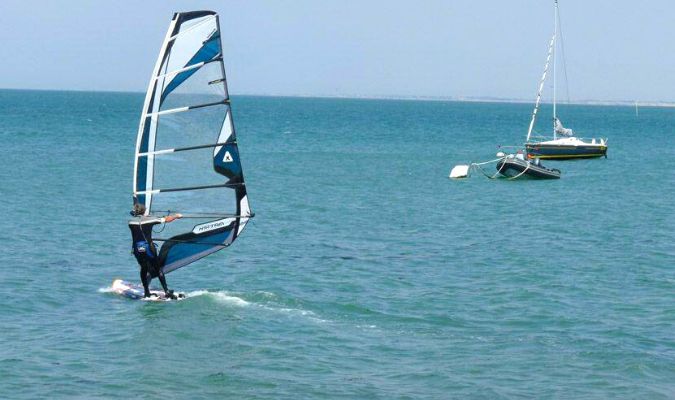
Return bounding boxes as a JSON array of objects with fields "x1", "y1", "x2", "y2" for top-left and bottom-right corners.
[{"x1": 1, "y1": 87, "x2": 673, "y2": 108}]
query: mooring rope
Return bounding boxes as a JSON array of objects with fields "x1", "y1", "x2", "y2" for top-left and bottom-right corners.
[
  {"x1": 467, "y1": 155, "x2": 532, "y2": 180},
  {"x1": 506, "y1": 161, "x2": 531, "y2": 180},
  {"x1": 470, "y1": 156, "x2": 508, "y2": 179}
]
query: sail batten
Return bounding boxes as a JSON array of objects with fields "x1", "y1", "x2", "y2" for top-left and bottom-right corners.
[
  {"x1": 133, "y1": 10, "x2": 252, "y2": 276},
  {"x1": 137, "y1": 141, "x2": 237, "y2": 157},
  {"x1": 144, "y1": 100, "x2": 227, "y2": 118},
  {"x1": 134, "y1": 182, "x2": 245, "y2": 195},
  {"x1": 153, "y1": 57, "x2": 222, "y2": 81}
]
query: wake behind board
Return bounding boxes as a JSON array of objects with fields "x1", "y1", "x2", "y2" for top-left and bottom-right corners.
[{"x1": 111, "y1": 279, "x2": 185, "y2": 302}]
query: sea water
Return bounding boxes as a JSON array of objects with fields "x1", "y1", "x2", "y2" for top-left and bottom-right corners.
[{"x1": 0, "y1": 89, "x2": 673, "y2": 399}]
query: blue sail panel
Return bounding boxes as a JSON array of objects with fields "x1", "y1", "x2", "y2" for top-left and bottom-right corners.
[
  {"x1": 160, "y1": 32, "x2": 222, "y2": 104},
  {"x1": 214, "y1": 143, "x2": 243, "y2": 183},
  {"x1": 157, "y1": 223, "x2": 236, "y2": 275}
]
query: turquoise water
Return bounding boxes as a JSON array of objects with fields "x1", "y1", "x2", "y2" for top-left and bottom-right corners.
[{"x1": 1, "y1": 89, "x2": 674, "y2": 398}]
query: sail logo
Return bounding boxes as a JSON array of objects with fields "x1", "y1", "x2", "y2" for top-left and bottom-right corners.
[
  {"x1": 193, "y1": 218, "x2": 234, "y2": 234},
  {"x1": 223, "y1": 151, "x2": 233, "y2": 163}
]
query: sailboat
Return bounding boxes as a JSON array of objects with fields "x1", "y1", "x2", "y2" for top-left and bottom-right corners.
[
  {"x1": 132, "y1": 11, "x2": 254, "y2": 276},
  {"x1": 524, "y1": 0, "x2": 608, "y2": 160}
]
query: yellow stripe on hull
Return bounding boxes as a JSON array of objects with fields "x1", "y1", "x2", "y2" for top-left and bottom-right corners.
[{"x1": 527, "y1": 153, "x2": 606, "y2": 159}]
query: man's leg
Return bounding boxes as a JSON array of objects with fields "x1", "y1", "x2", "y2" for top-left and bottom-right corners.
[
  {"x1": 148, "y1": 243, "x2": 167, "y2": 293},
  {"x1": 156, "y1": 266, "x2": 169, "y2": 293},
  {"x1": 152, "y1": 261, "x2": 177, "y2": 299},
  {"x1": 156, "y1": 265, "x2": 174, "y2": 296},
  {"x1": 139, "y1": 259, "x2": 152, "y2": 297}
]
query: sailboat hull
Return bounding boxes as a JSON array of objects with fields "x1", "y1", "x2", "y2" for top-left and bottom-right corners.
[{"x1": 525, "y1": 141, "x2": 607, "y2": 160}]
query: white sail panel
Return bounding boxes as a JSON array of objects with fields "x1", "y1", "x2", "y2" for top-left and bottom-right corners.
[
  {"x1": 158, "y1": 62, "x2": 226, "y2": 111},
  {"x1": 165, "y1": 17, "x2": 218, "y2": 73},
  {"x1": 214, "y1": 108, "x2": 234, "y2": 156}
]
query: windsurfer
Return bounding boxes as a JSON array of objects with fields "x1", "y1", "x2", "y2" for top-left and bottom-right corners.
[{"x1": 128, "y1": 203, "x2": 182, "y2": 299}]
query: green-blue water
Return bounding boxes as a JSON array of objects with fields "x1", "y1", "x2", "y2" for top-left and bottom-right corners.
[{"x1": 1, "y1": 89, "x2": 674, "y2": 399}]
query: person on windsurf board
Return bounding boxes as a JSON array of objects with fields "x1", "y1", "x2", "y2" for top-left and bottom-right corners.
[{"x1": 128, "y1": 203, "x2": 182, "y2": 299}]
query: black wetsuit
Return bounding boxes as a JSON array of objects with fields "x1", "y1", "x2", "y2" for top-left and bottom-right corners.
[{"x1": 128, "y1": 216, "x2": 170, "y2": 297}]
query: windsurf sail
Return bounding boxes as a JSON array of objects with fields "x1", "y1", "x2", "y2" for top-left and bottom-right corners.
[{"x1": 133, "y1": 10, "x2": 253, "y2": 274}]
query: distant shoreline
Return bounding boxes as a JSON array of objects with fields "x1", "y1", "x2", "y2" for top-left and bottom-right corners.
[{"x1": 1, "y1": 87, "x2": 673, "y2": 108}]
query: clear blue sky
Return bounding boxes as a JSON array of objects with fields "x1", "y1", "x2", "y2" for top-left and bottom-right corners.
[{"x1": 0, "y1": 0, "x2": 671, "y2": 102}]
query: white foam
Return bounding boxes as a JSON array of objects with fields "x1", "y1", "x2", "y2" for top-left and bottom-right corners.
[
  {"x1": 272, "y1": 307, "x2": 327, "y2": 323},
  {"x1": 186, "y1": 290, "x2": 327, "y2": 322},
  {"x1": 103, "y1": 284, "x2": 326, "y2": 323},
  {"x1": 276, "y1": 307, "x2": 314, "y2": 316},
  {"x1": 186, "y1": 290, "x2": 250, "y2": 307}
]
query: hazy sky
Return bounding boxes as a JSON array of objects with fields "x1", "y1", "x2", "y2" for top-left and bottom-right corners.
[{"x1": 1, "y1": 0, "x2": 672, "y2": 102}]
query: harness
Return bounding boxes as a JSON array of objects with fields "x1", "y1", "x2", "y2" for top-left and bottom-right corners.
[
  {"x1": 134, "y1": 241, "x2": 156, "y2": 258},
  {"x1": 132, "y1": 216, "x2": 160, "y2": 259}
]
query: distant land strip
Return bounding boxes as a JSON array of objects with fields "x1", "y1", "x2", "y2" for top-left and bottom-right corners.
[{"x1": 1, "y1": 87, "x2": 673, "y2": 107}]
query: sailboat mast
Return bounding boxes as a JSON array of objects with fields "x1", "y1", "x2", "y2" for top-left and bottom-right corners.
[
  {"x1": 526, "y1": 34, "x2": 555, "y2": 142},
  {"x1": 553, "y1": 0, "x2": 558, "y2": 139}
]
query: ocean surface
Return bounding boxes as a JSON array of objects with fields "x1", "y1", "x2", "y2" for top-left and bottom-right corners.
[{"x1": 1, "y1": 89, "x2": 674, "y2": 399}]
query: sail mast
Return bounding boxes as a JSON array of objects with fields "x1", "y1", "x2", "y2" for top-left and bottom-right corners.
[
  {"x1": 553, "y1": 0, "x2": 558, "y2": 139},
  {"x1": 133, "y1": 16, "x2": 178, "y2": 213},
  {"x1": 526, "y1": 33, "x2": 555, "y2": 142}
]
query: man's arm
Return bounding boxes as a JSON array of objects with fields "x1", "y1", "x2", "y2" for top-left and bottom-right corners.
[{"x1": 164, "y1": 213, "x2": 183, "y2": 223}]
